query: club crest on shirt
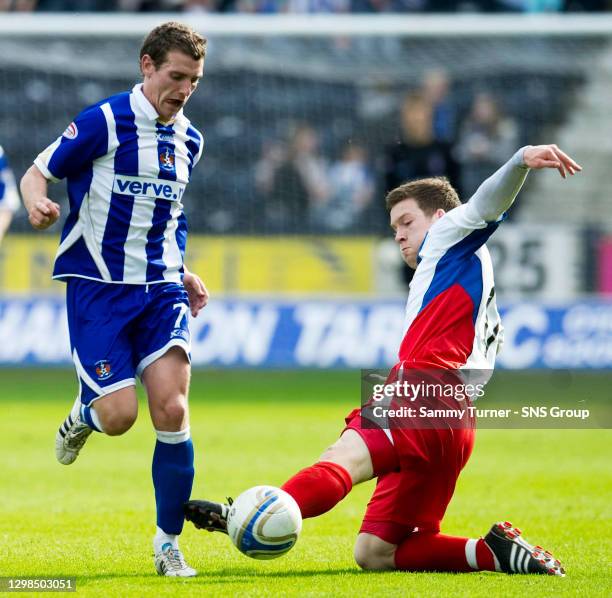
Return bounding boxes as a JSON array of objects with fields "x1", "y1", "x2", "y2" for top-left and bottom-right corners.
[
  {"x1": 94, "y1": 360, "x2": 113, "y2": 381},
  {"x1": 62, "y1": 122, "x2": 78, "y2": 140},
  {"x1": 159, "y1": 147, "x2": 175, "y2": 172}
]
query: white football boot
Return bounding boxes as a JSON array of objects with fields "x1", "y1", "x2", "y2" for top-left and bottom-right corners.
[
  {"x1": 154, "y1": 543, "x2": 197, "y2": 577},
  {"x1": 55, "y1": 397, "x2": 92, "y2": 465}
]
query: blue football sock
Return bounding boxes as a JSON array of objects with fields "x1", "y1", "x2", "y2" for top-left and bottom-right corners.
[
  {"x1": 80, "y1": 404, "x2": 103, "y2": 432},
  {"x1": 152, "y1": 429, "x2": 194, "y2": 535}
]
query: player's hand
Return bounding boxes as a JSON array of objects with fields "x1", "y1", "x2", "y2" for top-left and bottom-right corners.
[
  {"x1": 183, "y1": 270, "x2": 209, "y2": 317},
  {"x1": 523, "y1": 145, "x2": 582, "y2": 179},
  {"x1": 28, "y1": 197, "x2": 61, "y2": 230}
]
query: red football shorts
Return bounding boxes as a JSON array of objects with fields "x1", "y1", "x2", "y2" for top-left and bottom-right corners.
[{"x1": 343, "y1": 406, "x2": 475, "y2": 545}]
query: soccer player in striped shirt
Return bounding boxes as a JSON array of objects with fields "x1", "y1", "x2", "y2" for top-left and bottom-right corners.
[
  {"x1": 186, "y1": 144, "x2": 581, "y2": 577},
  {"x1": 0, "y1": 145, "x2": 20, "y2": 246},
  {"x1": 20, "y1": 22, "x2": 208, "y2": 577}
]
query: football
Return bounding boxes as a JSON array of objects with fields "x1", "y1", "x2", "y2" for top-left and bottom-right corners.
[{"x1": 227, "y1": 485, "x2": 302, "y2": 560}]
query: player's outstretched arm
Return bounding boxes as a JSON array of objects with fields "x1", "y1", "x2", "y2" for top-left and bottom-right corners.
[
  {"x1": 467, "y1": 144, "x2": 581, "y2": 223},
  {"x1": 20, "y1": 165, "x2": 60, "y2": 230},
  {"x1": 522, "y1": 144, "x2": 582, "y2": 179}
]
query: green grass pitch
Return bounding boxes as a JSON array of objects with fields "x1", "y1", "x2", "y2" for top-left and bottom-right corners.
[{"x1": 1, "y1": 369, "x2": 610, "y2": 597}]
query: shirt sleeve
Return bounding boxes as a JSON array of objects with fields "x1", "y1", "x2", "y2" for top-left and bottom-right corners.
[
  {"x1": 419, "y1": 147, "x2": 530, "y2": 262},
  {"x1": 190, "y1": 127, "x2": 205, "y2": 169},
  {"x1": 463, "y1": 146, "x2": 530, "y2": 223},
  {"x1": 34, "y1": 104, "x2": 108, "y2": 182},
  {"x1": 0, "y1": 146, "x2": 20, "y2": 212}
]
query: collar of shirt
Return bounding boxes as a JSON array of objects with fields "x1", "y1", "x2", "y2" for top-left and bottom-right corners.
[{"x1": 132, "y1": 83, "x2": 184, "y2": 125}]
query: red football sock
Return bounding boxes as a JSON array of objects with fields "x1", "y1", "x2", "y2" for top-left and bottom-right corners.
[
  {"x1": 394, "y1": 532, "x2": 496, "y2": 572},
  {"x1": 281, "y1": 461, "x2": 353, "y2": 519}
]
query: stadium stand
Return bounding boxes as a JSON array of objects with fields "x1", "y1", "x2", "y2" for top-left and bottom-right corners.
[{"x1": 0, "y1": 27, "x2": 601, "y2": 234}]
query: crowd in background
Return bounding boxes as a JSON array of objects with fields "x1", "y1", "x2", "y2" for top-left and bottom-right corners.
[
  {"x1": 1, "y1": 0, "x2": 610, "y2": 12},
  {"x1": 0, "y1": 63, "x2": 522, "y2": 235},
  {"x1": 0, "y1": 3, "x2": 592, "y2": 237},
  {"x1": 250, "y1": 69, "x2": 519, "y2": 234},
  {"x1": 0, "y1": 62, "x2": 530, "y2": 235}
]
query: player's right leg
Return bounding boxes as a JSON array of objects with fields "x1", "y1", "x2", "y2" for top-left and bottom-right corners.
[
  {"x1": 185, "y1": 409, "x2": 387, "y2": 531},
  {"x1": 184, "y1": 431, "x2": 367, "y2": 532},
  {"x1": 56, "y1": 279, "x2": 141, "y2": 464},
  {"x1": 56, "y1": 387, "x2": 138, "y2": 464},
  {"x1": 277, "y1": 428, "x2": 372, "y2": 519}
]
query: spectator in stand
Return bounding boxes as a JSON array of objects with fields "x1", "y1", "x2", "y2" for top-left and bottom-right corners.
[
  {"x1": 36, "y1": 0, "x2": 117, "y2": 9},
  {"x1": 563, "y1": 0, "x2": 609, "y2": 10},
  {"x1": 455, "y1": 91, "x2": 519, "y2": 197},
  {"x1": 1, "y1": 0, "x2": 36, "y2": 10},
  {"x1": 182, "y1": 0, "x2": 217, "y2": 11},
  {"x1": 383, "y1": 91, "x2": 459, "y2": 286},
  {"x1": 287, "y1": 0, "x2": 350, "y2": 10},
  {"x1": 383, "y1": 91, "x2": 460, "y2": 194},
  {"x1": 264, "y1": 124, "x2": 330, "y2": 232},
  {"x1": 313, "y1": 140, "x2": 374, "y2": 232},
  {"x1": 117, "y1": 0, "x2": 189, "y2": 11},
  {"x1": 226, "y1": 0, "x2": 283, "y2": 11},
  {"x1": 255, "y1": 139, "x2": 286, "y2": 197},
  {"x1": 420, "y1": 68, "x2": 456, "y2": 143},
  {"x1": 253, "y1": 138, "x2": 286, "y2": 227},
  {"x1": 0, "y1": 145, "x2": 20, "y2": 247}
]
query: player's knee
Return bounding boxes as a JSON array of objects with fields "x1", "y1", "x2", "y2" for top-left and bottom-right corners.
[
  {"x1": 157, "y1": 398, "x2": 188, "y2": 428},
  {"x1": 101, "y1": 407, "x2": 137, "y2": 436},
  {"x1": 354, "y1": 534, "x2": 395, "y2": 571},
  {"x1": 354, "y1": 545, "x2": 388, "y2": 571},
  {"x1": 319, "y1": 431, "x2": 373, "y2": 483}
]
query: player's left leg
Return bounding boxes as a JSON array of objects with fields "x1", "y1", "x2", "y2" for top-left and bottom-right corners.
[
  {"x1": 350, "y1": 418, "x2": 500, "y2": 574},
  {"x1": 354, "y1": 526, "x2": 565, "y2": 576},
  {"x1": 135, "y1": 282, "x2": 196, "y2": 577},
  {"x1": 354, "y1": 527, "x2": 496, "y2": 573},
  {"x1": 353, "y1": 423, "x2": 565, "y2": 576},
  {"x1": 352, "y1": 463, "x2": 502, "y2": 573},
  {"x1": 143, "y1": 346, "x2": 196, "y2": 577}
]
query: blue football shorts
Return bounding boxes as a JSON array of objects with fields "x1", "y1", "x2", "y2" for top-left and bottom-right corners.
[{"x1": 66, "y1": 278, "x2": 191, "y2": 405}]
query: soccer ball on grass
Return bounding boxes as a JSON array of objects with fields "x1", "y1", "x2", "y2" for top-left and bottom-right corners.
[{"x1": 227, "y1": 485, "x2": 302, "y2": 560}]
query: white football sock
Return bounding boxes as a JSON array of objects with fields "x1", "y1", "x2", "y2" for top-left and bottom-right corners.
[
  {"x1": 155, "y1": 427, "x2": 191, "y2": 444},
  {"x1": 154, "y1": 526, "x2": 179, "y2": 554}
]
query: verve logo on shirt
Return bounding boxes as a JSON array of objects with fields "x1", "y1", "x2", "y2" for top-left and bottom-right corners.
[{"x1": 112, "y1": 175, "x2": 185, "y2": 201}]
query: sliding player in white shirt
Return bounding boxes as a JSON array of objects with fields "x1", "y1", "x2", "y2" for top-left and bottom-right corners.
[
  {"x1": 186, "y1": 144, "x2": 581, "y2": 578},
  {"x1": 20, "y1": 22, "x2": 208, "y2": 577},
  {"x1": 0, "y1": 145, "x2": 20, "y2": 246}
]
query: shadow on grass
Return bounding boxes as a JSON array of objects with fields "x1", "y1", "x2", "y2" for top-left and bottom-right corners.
[{"x1": 76, "y1": 567, "x2": 387, "y2": 583}]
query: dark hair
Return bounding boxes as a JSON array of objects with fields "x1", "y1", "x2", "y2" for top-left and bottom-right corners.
[
  {"x1": 385, "y1": 177, "x2": 461, "y2": 215},
  {"x1": 140, "y1": 22, "x2": 207, "y2": 69}
]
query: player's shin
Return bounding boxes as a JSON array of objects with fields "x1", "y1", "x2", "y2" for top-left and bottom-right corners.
[
  {"x1": 152, "y1": 428, "x2": 195, "y2": 550},
  {"x1": 394, "y1": 532, "x2": 495, "y2": 573},
  {"x1": 281, "y1": 461, "x2": 352, "y2": 519}
]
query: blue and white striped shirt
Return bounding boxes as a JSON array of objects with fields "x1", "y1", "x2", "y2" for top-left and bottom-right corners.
[
  {"x1": 35, "y1": 84, "x2": 204, "y2": 284},
  {"x1": 0, "y1": 145, "x2": 20, "y2": 213}
]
